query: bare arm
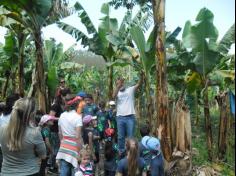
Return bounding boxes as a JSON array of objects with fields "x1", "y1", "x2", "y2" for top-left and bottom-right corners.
[
  {"x1": 134, "y1": 72, "x2": 144, "y2": 91},
  {"x1": 156, "y1": 124, "x2": 164, "y2": 140},
  {"x1": 76, "y1": 126, "x2": 84, "y2": 151},
  {"x1": 58, "y1": 126, "x2": 63, "y2": 140},
  {"x1": 112, "y1": 79, "x2": 123, "y2": 99},
  {"x1": 45, "y1": 137, "x2": 53, "y2": 154},
  {"x1": 88, "y1": 132, "x2": 93, "y2": 152}
]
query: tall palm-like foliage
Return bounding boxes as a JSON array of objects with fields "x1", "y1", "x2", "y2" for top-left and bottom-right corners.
[
  {"x1": 0, "y1": 0, "x2": 53, "y2": 112},
  {"x1": 44, "y1": 39, "x2": 64, "y2": 105},
  {"x1": 0, "y1": 33, "x2": 18, "y2": 97},
  {"x1": 0, "y1": 8, "x2": 30, "y2": 97},
  {"x1": 106, "y1": 0, "x2": 173, "y2": 161},
  {"x1": 0, "y1": 0, "x2": 72, "y2": 112},
  {"x1": 58, "y1": 2, "x2": 152, "y2": 98},
  {"x1": 182, "y1": 8, "x2": 235, "y2": 160}
]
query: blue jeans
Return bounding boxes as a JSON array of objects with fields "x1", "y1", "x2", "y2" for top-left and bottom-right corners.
[
  {"x1": 116, "y1": 115, "x2": 136, "y2": 154},
  {"x1": 60, "y1": 159, "x2": 75, "y2": 176}
]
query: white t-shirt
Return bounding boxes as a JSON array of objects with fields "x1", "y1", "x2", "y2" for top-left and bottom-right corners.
[
  {"x1": 116, "y1": 86, "x2": 136, "y2": 116},
  {"x1": 58, "y1": 110, "x2": 83, "y2": 137}
]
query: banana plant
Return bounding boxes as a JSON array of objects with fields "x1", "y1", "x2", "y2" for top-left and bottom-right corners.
[
  {"x1": 182, "y1": 8, "x2": 235, "y2": 161},
  {"x1": 0, "y1": 0, "x2": 53, "y2": 112},
  {"x1": 44, "y1": 39, "x2": 65, "y2": 105},
  {"x1": 0, "y1": 0, "x2": 72, "y2": 112},
  {"x1": 0, "y1": 9, "x2": 30, "y2": 97},
  {"x1": 130, "y1": 25, "x2": 155, "y2": 124},
  {"x1": 0, "y1": 33, "x2": 18, "y2": 97},
  {"x1": 57, "y1": 2, "x2": 152, "y2": 98}
]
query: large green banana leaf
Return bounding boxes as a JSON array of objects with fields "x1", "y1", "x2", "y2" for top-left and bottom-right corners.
[
  {"x1": 218, "y1": 23, "x2": 235, "y2": 54},
  {"x1": 74, "y1": 2, "x2": 97, "y2": 34},
  {"x1": 182, "y1": 8, "x2": 220, "y2": 76},
  {"x1": 130, "y1": 25, "x2": 155, "y2": 73},
  {"x1": 0, "y1": 0, "x2": 52, "y2": 28}
]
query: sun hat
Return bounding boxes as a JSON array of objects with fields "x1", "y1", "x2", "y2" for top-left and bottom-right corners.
[
  {"x1": 66, "y1": 96, "x2": 82, "y2": 105},
  {"x1": 108, "y1": 101, "x2": 116, "y2": 106},
  {"x1": 83, "y1": 115, "x2": 93, "y2": 125},
  {"x1": 77, "y1": 91, "x2": 87, "y2": 98},
  {"x1": 141, "y1": 136, "x2": 161, "y2": 155},
  {"x1": 39, "y1": 114, "x2": 58, "y2": 125}
]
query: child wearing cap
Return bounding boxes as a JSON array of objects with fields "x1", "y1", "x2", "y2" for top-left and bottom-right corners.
[
  {"x1": 139, "y1": 124, "x2": 164, "y2": 176},
  {"x1": 82, "y1": 115, "x2": 100, "y2": 165},
  {"x1": 107, "y1": 101, "x2": 117, "y2": 133},
  {"x1": 38, "y1": 114, "x2": 58, "y2": 176},
  {"x1": 82, "y1": 115, "x2": 95, "y2": 151},
  {"x1": 90, "y1": 116, "x2": 100, "y2": 165}
]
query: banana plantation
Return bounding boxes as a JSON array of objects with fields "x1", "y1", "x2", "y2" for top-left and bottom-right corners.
[{"x1": 0, "y1": 0, "x2": 235, "y2": 176}]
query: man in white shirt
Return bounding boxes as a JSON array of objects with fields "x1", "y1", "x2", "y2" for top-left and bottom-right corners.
[{"x1": 112, "y1": 74, "x2": 143, "y2": 157}]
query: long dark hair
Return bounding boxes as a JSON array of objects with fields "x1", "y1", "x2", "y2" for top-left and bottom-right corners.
[
  {"x1": 104, "y1": 140, "x2": 115, "y2": 161},
  {"x1": 3, "y1": 93, "x2": 20, "y2": 115}
]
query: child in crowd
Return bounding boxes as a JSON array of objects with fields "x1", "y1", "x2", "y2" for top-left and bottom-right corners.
[
  {"x1": 82, "y1": 115, "x2": 100, "y2": 164},
  {"x1": 75, "y1": 145, "x2": 94, "y2": 176},
  {"x1": 83, "y1": 94, "x2": 99, "y2": 117},
  {"x1": 97, "y1": 101, "x2": 109, "y2": 141},
  {"x1": 38, "y1": 114, "x2": 58, "y2": 176},
  {"x1": 82, "y1": 115, "x2": 95, "y2": 151},
  {"x1": 139, "y1": 123, "x2": 164, "y2": 176},
  {"x1": 91, "y1": 116, "x2": 100, "y2": 164},
  {"x1": 107, "y1": 100, "x2": 117, "y2": 141},
  {"x1": 116, "y1": 138, "x2": 147, "y2": 176},
  {"x1": 104, "y1": 128, "x2": 118, "y2": 176}
]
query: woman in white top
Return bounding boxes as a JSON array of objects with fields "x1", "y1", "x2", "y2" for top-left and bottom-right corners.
[{"x1": 56, "y1": 94, "x2": 84, "y2": 176}]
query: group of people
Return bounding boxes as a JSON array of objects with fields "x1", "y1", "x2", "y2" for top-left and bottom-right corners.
[{"x1": 0, "y1": 76, "x2": 164, "y2": 176}]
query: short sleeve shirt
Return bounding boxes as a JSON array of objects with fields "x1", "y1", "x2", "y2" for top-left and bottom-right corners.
[
  {"x1": 116, "y1": 86, "x2": 136, "y2": 116},
  {"x1": 0, "y1": 126, "x2": 46, "y2": 176},
  {"x1": 96, "y1": 110, "x2": 109, "y2": 132},
  {"x1": 83, "y1": 104, "x2": 98, "y2": 116},
  {"x1": 58, "y1": 110, "x2": 83, "y2": 137},
  {"x1": 41, "y1": 126, "x2": 51, "y2": 141}
]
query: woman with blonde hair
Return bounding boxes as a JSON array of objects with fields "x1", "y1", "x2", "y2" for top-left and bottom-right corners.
[
  {"x1": 0, "y1": 97, "x2": 46, "y2": 176},
  {"x1": 116, "y1": 138, "x2": 147, "y2": 176}
]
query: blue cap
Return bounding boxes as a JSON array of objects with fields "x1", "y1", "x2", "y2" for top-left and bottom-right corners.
[
  {"x1": 77, "y1": 91, "x2": 86, "y2": 98},
  {"x1": 141, "y1": 136, "x2": 161, "y2": 154}
]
